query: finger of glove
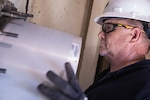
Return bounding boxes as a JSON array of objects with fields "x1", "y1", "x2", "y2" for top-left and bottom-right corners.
[
  {"x1": 38, "y1": 84, "x2": 70, "y2": 100},
  {"x1": 47, "y1": 70, "x2": 79, "y2": 99},
  {"x1": 65, "y1": 62, "x2": 83, "y2": 92}
]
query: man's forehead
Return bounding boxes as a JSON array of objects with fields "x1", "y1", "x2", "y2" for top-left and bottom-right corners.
[
  {"x1": 104, "y1": 18, "x2": 128, "y2": 23},
  {"x1": 103, "y1": 18, "x2": 141, "y2": 25}
]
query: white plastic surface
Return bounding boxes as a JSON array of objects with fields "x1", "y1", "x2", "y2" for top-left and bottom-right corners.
[{"x1": 0, "y1": 19, "x2": 82, "y2": 100}]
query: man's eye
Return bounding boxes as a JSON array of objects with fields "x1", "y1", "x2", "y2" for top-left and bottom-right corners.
[{"x1": 106, "y1": 25, "x2": 113, "y2": 31}]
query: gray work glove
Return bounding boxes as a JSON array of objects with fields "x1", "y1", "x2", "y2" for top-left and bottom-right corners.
[{"x1": 38, "y1": 62, "x2": 88, "y2": 100}]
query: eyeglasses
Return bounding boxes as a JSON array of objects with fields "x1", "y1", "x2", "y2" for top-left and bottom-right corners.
[{"x1": 102, "y1": 23, "x2": 145, "y2": 34}]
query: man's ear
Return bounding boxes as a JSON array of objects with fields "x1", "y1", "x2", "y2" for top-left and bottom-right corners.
[{"x1": 130, "y1": 28, "x2": 142, "y2": 42}]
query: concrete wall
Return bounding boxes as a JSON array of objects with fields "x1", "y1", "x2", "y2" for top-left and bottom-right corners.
[
  {"x1": 8, "y1": 0, "x2": 109, "y2": 91},
  {"x1": 28, "y1": 0, "x2": 88, "y2": 37},
  {"x1": 79, "y1": 0, "x2": 109, "y2": 90}
]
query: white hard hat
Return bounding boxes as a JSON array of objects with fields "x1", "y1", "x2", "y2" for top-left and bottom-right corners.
[{"x1": 95, "y1": 0, "x2": 150, "y2": 25}]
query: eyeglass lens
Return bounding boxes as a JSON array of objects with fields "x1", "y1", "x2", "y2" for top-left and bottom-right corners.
[{"x1": 102, "y1": 23, "x2": 115, "y2": 33}]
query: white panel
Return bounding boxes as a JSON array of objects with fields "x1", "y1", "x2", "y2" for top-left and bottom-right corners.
[{"x1": 0, "y1": 19, "x2": 82, "y2": 100}]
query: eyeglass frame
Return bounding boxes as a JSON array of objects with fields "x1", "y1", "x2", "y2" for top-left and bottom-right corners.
[{"x1": 101, "y1": 23, "x2": 145, "y2": 34}]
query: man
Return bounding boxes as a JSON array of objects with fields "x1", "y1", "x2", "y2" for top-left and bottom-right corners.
[{"x1": 38, "y1": 0, "x2": 150, "y2": 100}]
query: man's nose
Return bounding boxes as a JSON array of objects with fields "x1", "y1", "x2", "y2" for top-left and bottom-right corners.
[{"x1": 98, "y1": 31, "x2": 105, "y2": 39}]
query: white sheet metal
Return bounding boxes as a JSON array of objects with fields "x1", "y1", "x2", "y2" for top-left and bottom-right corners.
[{"x1": 0, "y1": 19, "x2": 82, "y2": 100}]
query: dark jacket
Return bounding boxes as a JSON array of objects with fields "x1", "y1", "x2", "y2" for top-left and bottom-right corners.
[{"x1": 85, "y1": 60, "x2": 150, "y2": 100}]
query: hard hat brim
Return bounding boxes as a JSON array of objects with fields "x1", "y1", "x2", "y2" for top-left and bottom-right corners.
[{"x1": 95, "y1": 12, "x2": 150, "y2": 25}]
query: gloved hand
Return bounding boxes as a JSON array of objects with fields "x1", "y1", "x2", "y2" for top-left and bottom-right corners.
[{"x1": 38, "y1": 62, "x2": 88, "y2": 100}]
